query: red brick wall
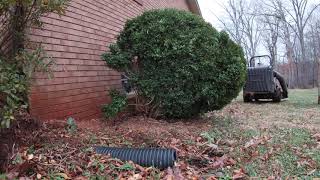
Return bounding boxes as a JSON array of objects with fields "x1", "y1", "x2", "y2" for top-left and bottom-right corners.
[{"x1": 28, "y1": 0, "x2": 192, "y2": 121}]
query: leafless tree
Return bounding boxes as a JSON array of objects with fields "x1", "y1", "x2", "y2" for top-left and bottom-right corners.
[
  {"x1": 213, "y1": 0, "x2": 245, "y2": 45},
  {"x1": 240, "y1": 2, "x2": 261, "y2": 62},
  {"x1": 213, "y1": 0, "x2": 320, "y2": 90},
  {"x1": 261, "y1": 15, "x2": 280, "y2": 67},
  {"x1": 260, "y1": 0, "x2": 297, "y2": 87},
  {"x1": 305, "y1": 11, "x2": 320, "y2": 102},
  {"x1": 281, "y1": 0, "x2": 320, "y2": 87},
  {"x1": 256, "y1": 0, "x2": 319, "y2": 88},
  {"x1": 215, "y1": 0, "x2": 261, "y2": 63},
  {"x1": 284, "y1": 0, "x2": 319, "y2": 61},
  {"x1": 257, "y1": 1, "x2": 281, "y2": 67}
]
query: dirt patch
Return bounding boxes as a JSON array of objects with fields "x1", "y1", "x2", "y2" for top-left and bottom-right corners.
[
  {"x1": 74, "y1": 116, "x2": 212, "y2": 148},
  {"x1": 75, "y1": 118, "x2": 104, "y2": 131},
  {"x1": 2, "y1": 115, "x2": 221, "y2": 179},
  {"x1": 115, "y1": 116, "x2": 212, "y2": 137},
  {"x1": 0, "y1": 129, "x2": 14, "y2": 172},
  {"x1": 0, "y1": 111, "x2": 40, "y2": 172},
  {"x1": 76, "y1": 116, "x2": 212, "y2": 136}
]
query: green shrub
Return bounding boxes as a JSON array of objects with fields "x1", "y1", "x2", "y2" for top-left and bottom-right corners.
[
  {"x1": 0, "y1": 48, "x2": 53, "y2": 128},
  {"x1": 66, "y1": 117, "x2": 77, "y2": 133},
  {"x1": 0, "y1": 0, "x2": 69, "y2": 128},
  {"x1": 102, "y1": 90, "x2": 127, "y2": 119},
  {"x1": 0, "y1": 59, "x2": 27, "y2": 128},
  {"x1": 102, "y1": 9, "x2": 246, "y2": 118}
]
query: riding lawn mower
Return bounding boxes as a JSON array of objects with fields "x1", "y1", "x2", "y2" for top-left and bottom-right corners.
[{"x1": 243, "y1": 55, "x2": 288, "y2": 102}]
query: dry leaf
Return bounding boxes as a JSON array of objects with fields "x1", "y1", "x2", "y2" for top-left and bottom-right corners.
[
  {"x1": 207, "y1": 177, "x2": 218, "y2": 180},
  {"x1": 18, "y1": 177, "x2": 32, "y2": 180},
  {"x1": 312, "y1": 133, "x2": 320, "y2": 141},
  {"x1": 54, "y1": 173, "x2": 71, "y2": 180},
  {"x1": 212, "y1": 155, "x2": 228, "y2": 169},
  {"x1": 165, "y1": 167, "x2": 174, "y2": 180},
  {"x1": 27, "y1": 154, "x2": 34, "y2": 160},
  {"x1": 128, "y1": 174, "x2": 143, "y2": 180},
  {"x1": 74, "y1": 177, "x2": 89, "y2": 180},
  {"x1": 232, "y1": 168, "x2": 246, "y2": 179}
]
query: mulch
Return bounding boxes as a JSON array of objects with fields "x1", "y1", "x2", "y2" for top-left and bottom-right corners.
[
  {"x1": 0, "y1": 111, "x2": 40, "y2": 172},
  {"x1": 0, "y1": 114, "x2": 245, "y2": 179}
]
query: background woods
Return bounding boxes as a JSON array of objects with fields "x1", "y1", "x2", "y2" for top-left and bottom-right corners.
[{"x1": 215, "y1": 0, "x2": 320, "y2": 89}]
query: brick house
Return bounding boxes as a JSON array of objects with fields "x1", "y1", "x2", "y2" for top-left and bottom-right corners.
[{"x1": 28, "y1": 0, "x2": 202, "y2": 121}]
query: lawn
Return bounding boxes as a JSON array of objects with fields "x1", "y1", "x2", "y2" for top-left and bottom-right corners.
[
  {"x1": 204, "y1": 88, "x2": 320, "y2": 178},
  {"x1": 1, "y1": 89, "x2": 320, "y2": 179},
  {"x1": 232, "y1": 88, "x2": 320, "y2": 131}
]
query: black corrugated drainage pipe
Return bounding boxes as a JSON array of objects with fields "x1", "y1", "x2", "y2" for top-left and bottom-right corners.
[{"x1": 94, "y1": 146, "x2": 177, "y2": 169}]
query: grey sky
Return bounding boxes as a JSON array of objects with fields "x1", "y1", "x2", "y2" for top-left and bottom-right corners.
[
  {"x1": 197, "y1": 0, "x2": 271, "y2": 59},
  {"x1": 197, "y1": 0, "x2": 320, "y2": 59},
  {"x1": 198, "y1": 0, "x2": 320, "y2": 30},
  {"x1": 198, "y1": 0, "x2": 228, "y2": 30}
]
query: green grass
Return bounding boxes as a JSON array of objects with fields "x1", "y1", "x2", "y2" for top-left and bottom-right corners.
[
  {"x1": 0, "y1": 174, "x2": 7, "y2": 180},
  {"x1": 243, "y1": 129, "x2": 260, "y2": 138},
  {"x1": 231, "y1": 89, "x2": 320, "y2": 131},
  {"x1": 306, "y1": 149, "x2": 320, "y2": 167},
  {"x1": 271, "y1": 128, "x2": 314, "y2": 146},
  {"x1": 244, "y1": 162, "x2": 260, "y2": 177},
  {"x1": 237, "y1": 88, "x2": 320, "y2": 109},
  {"x1": 204, "y1": 89, "x2": 320, "y2": 178},
  {"x1": 287, "y1": 89, "x2": 319, "y2": 107},
  {"x1": 275, "y1": 148, "x2": 305, "y2": 176},
  {"x1": 201, "y1": 129, "x2": 224, "y2": 143},
  {"x1": 202, "y1": 125, "x2": 319, "y2": 178}
]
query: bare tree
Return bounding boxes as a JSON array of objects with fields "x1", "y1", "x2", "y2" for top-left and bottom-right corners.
[
  {"x1": 257, "y1": 1, "x2": 281, "y2": 67},
  {"x1": 213, "y1": 0, "x2": 245, "y2": 45},
  {"x1": 215, "y1": 0, "x2": 261, "y2": 63},
  {"x1": 306, "y1": 12, "x2": 320, "y2": 102},
  {"x1": 306, "y1": 23, "x2": 318, "y2": 88},
  {"x1": 214, "y1": 0, "x2": 320, "y2": 91},
  {"x1": 282, "y1": 0, "x2": 320, "y2": 87},
  {"x1": 262, "y1": 15, "x2": 280, "y2": 67},
  {"x1": 317, "y1": 19, "x2": 320, "y2": 104},
  {"x1": 266, "y1": 0, "x2": 297, "y2": 87},
  {"x1": 260, "y1": 0, "x2": 316, "y2": 87},
  {"x1": 284, "y1": 0, "x2": 319, "y2": 61},
  {"x1": 240, "y1": 2, "x2": 262, "y2": 62}
]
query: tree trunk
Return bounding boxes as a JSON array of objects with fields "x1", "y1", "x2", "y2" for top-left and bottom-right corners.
[
  {"x1": 318, "y1": 61, "x2": 320, "y2": 104},
  {"x1": 295, "y1": 62, "x2": 300, "y2": 88},
  {"x1": 313, "y1": 61, "x2": 315, "y2": 88},
  {"x1": 282, "y1": 18, "x2": 295, "y2": 88}
]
